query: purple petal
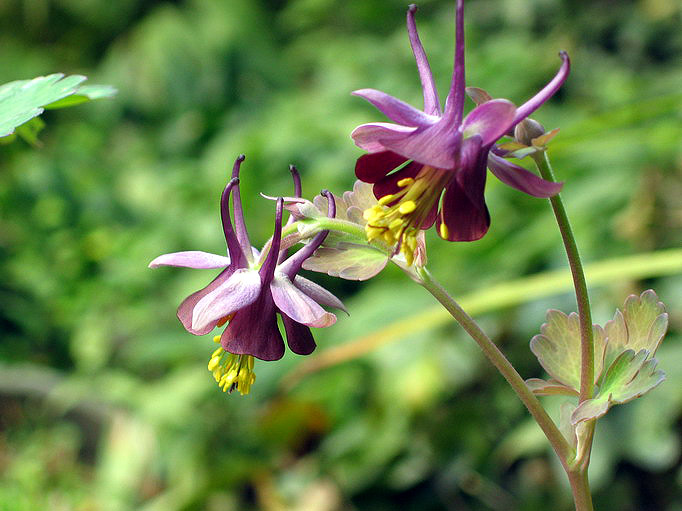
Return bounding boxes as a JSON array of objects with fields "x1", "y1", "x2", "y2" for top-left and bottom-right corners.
[
  {"x1": 228, "y1": 155, "x2": 254, "y2": 261},
  {"x1": 148, "y1": 251, "x2": 230, "y2": 269},
  {"x1": 177, "y1": 268, "x2": 234, "y2": 336},
  {"x1": 355, "y1": 151, "x2": 408, "y2": 183},
  {"x1": 191, "y1": 268, "x2": 262, "y2": 332},
  {"x1": 462, "y1": 99, "x2": 516, "y2": 146},
  {"x1": 220, "y1": 177, "x2": 247, "y2": 267},
  {"x1": 352, "y1": 89, "x2": 437, "y2": 127},
  {"x1": 513, "y1": 51, "x2": 570, "y2": 128},
  {"x1": 221, "y1": 291, "x2": 285, "y2": 361},
  {"x1": 258, "y1": 198, "x2": 284, "y2": 285},
  {"x1": 281, "y1": 315, "x2": 317, "y2": 355},
  {"x1": 379, "y1": 117, "x2": 462, "y2": 169},
  {"x1": 406, "y1": 4, "x2": 441, "y2": 116},
  {"x1": 278, "y1": 190, "x2": 335, "y2": 278},
  {"x1": 443, "y1": 0, "x2": 465, "y2": 124},
  {"x1": 373, "y1": 161, "x2": 422, "y2": 201},
  {"x1": 271, "y1": 274, "x2": 336, "y2": 328},
  {"x1": 488, "y1": 153, "x2": 563, "y2": 198},
  {"x1": 351, "y1": 122, "x2": 417, "y2": 153},
  {"x1": 293, "y1": 275, "x2": 348, "y2": 314}
]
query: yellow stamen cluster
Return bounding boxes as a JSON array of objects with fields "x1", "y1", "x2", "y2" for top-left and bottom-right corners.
[
  {"x1": 208, "y1": 335, "x2": 256, "y2": 395},
  {"x1": 363, "y1": 167, "x2": 449, "y2": 265}
]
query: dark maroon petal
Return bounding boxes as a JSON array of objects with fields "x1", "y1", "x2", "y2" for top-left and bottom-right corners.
[
  {"x1": 259, "y1": 198, "x2": 284, "y2": 285},
  {"x1": 372, "y1": 161, "x2": 422, "y2": 200},
  {"x1": 221, "y1": 291, "x2": 285, "y2": 361},
  {"x1": 455, "y1": 136, "x2": 486, "y2": 206},
  {"x1": 438, "y1": 179, "x2": 490, "y2": 241},
  {"x1": 420, "y1": 201, "x2": 439, "y2": 229},
  {"x1": 177, "y1": 267, "x2": 234, "y2": 335},
  {"x1": 443, "y1": 0, "x2": 465, "y2": 125},
  {"x1": 355, "y1": 151, "x2": 408, "y2": 183},
  {"x1": 407, "y1": 4, "x2": 441, "y2": 116},
  {"x1": 228, "y1": 155, "x2": 253, "y2": 261},
  {"x1": 512, "y1": 51, "x2": 570, "y2": 129},
  {"x1": 281, "y1": 315, "x2": 317, "y2": 356},
  {"x1": 488, "y1": 153, "x2": 563, "y2": 198}
]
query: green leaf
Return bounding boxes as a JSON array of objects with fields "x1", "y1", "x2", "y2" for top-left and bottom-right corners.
[
  {"x1": 571, "y1": 349, "x2": 665, "y2": 424},
  {"x1": 603, "y1": 290, "x2": 668, "y2": 370},
  {"x1": 44, "y1": 84, "x2": 117, "y2": 109},
  {"x1": 525, "y1": 377, "x2": 578, "y2": 397},
  {"x1": 302, "y1": 243, "x2": 389, "y2": 281},
  {"x1": 0, "y1": 74, "x2": 87, "y2": 138},
  {"x1": 0, "y1": 74, "x2": 116, "y2": 141},
  {"x1": 529, "y1": 310, "x2": 606, "y2": 393}
]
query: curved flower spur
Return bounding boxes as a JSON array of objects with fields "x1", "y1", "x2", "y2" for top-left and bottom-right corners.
[
  {"x1": 149, "y1": 156, "x2": 346, "y2": 395},
  {"x1": 352, "y1": 1, "x2": 569, "y2": 257}
]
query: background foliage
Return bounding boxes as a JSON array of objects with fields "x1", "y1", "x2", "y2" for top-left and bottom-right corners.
[{"x1": 1, "y1": 0, "x2": 681, "y2": 509}]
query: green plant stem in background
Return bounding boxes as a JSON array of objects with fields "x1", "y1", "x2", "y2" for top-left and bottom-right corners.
[
  {"x1": 532, "y1": 151, "x2": 595, "y2": 402},
  {"x1": 416, "y1": 268, "x2": 574, "y2": 462}
]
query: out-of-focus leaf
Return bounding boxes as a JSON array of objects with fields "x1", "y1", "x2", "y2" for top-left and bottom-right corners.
[
  {"x1": 0, "y1": 74, "x2": 86, "y2": 137},
  {"x1": 14, "y1": 117, "x2": 45, "y2": 146},
  {"x1": 45, "y1": 84, "x2": 118, "y2": 109}
]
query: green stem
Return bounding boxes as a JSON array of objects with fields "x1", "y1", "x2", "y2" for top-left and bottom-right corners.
[
  {"x1": 567, "y1": 468, "x2": 595, "y2": 511},
  {"x1": 532, "y1": 152, "x2": 595, "y2": 402},
  {"x1": 417, "y1": 267, "x2": 575, "y2": 466}
]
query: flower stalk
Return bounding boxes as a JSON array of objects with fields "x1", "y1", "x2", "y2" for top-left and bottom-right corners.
[
  {"x1": 416, "y1": 267, "x2": 575, "y2": 466},
  {"x1": 531, "y1": 152, "x2": 595, "y2": 402}
]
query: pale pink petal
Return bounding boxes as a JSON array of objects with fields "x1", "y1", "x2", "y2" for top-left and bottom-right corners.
[
  {"x1": 270, "y1": 274, "x2": 336, "y2": 328},
  {"x1": 149, "y1": 251, "x2": 230, "y2": 269},
  {"x1": 352, "y1": 89, "x2": 438, "y2": 127},
  {"x1": 461, "y1": 99, "x2": 516, "y2": 146},
  {"x1": 191, "y1": 268, "x2": 262, "y2": 332}
]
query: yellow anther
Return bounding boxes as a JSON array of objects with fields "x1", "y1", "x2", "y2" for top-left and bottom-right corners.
[
  {"x1": 439, "y1": 222, "x2": 449, "y2": 239},
  {"x1": 207, "y1": 349, "x2": 256, "y2": 396},
  {"x1": 397, "y1": 177, "x2": 415, "y2": 187},
  {"x1": 389, "y1": 218, "x2": 404, "y2": 230},
  {"x1": 383, "y1": 231, "x2": 395, "y2": 244},
  {"x1": 378, "y1": 194, "x2": 395, "y2": 206},
  {"x1": 398, "y1": 200, "x2": 416, "y2": 214},
  {"x1": 213, "y1": 335, "x2": 221, "y2": 343}
]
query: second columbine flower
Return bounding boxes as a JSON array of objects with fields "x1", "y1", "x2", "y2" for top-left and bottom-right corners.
[{"x1": 352, "y1": 1, "x2": 569, "y2": 258}]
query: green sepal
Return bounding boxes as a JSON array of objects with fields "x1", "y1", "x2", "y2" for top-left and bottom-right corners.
[{"x1": 302, "y1": 243, "x2": 389, "y2": 281}]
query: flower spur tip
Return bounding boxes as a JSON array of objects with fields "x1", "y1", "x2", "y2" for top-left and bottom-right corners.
[{"x1": 408, "y1": 4, "x2": 418, "y2": 13}]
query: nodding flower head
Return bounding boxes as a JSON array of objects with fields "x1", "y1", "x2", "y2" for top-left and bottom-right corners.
[
  {"x1": 149, "y1": 156, "x2": 345, "y2": 394},
  {"x1": 351, "y1": 1, "x2": 569, "y2": 252}
]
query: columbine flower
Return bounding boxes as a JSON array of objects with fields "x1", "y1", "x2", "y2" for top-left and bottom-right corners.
[
  {"x1": 351, "y1": 1, "x2": 569, "y2": 255},
  {"x1": 149, "y1": 156, "x2": 345, "y2": 394}
]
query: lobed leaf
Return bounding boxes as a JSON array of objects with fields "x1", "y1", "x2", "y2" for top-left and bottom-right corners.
[
  {"x1": 571, "y1": 349, "x2": 665, "y2": 424},
  {"x1": 603, "y1": 290, "x2": 668, "y2": 370},
  {"x1": 529, "y1": 310, "x2": 606, "y2": 393}
]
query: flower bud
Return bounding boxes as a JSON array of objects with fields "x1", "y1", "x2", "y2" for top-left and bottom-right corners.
[{"x1": 514, "y1": 118, "x2": 546, "y2": 146}]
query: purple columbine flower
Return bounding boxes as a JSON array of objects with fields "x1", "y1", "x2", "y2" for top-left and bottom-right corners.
[
  {"x1": 352, "y1": 1, "x2": 569, "y2": 254},
  {"x1": 149, "y1": 156, "x2": 345, "y2": 394}
]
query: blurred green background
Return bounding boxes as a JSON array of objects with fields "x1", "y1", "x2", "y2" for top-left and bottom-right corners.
[{"x1": 1, "y1": 0, "x2": 681, "y2": 509}]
